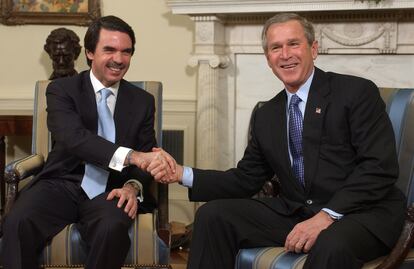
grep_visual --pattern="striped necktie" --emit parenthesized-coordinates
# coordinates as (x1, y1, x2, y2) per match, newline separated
(289, 94, 305, 186)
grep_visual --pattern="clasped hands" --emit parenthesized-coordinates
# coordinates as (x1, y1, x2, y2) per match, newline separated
(129, 147, 183, 184)
(107, 147, 181, 219)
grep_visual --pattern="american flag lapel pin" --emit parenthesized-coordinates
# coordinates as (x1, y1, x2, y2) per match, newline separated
(315, 107, 321, 114)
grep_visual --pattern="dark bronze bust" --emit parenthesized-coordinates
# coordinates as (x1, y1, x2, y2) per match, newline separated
(44, 28, 82, 80)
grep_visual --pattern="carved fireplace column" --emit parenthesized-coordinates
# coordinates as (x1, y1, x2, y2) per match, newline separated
(188, 16, 229, 169)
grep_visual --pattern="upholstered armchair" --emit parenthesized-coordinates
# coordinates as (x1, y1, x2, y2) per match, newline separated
(237, 88, 414, 269)
(0, 81, 171, 269)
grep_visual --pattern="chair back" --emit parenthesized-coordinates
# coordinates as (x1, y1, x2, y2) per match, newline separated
(130, 81, 169, 229)
(130, 81, 163, 146)
(379, 88, 414, 206)
(247, 101, 266, 144)
(32, 81, 52, 159)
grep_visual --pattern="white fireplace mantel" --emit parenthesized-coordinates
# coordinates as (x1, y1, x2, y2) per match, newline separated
(167, 0, 414, 170)
(168, 0, 414, 15)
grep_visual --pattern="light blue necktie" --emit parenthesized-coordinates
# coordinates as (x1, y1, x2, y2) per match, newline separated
(289, 94, 305, 186)
(81, 88, 115, 199)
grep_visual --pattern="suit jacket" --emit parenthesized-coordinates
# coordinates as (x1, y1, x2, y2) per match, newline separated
(34, 70, 157, 209)
(190, 67, 406, 248)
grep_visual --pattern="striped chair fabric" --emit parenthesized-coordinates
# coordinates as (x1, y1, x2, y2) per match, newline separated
(236, 88, 414, 269)
(40, 213, 166, 267)
(236, 247, 414, 269)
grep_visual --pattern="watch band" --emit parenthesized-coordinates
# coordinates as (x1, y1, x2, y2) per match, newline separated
(124, 179, 144, 202)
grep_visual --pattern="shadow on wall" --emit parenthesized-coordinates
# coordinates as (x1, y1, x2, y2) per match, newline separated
(162, 11, 197, 78)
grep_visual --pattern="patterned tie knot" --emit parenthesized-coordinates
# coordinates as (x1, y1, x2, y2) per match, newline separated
(290, 94, 301, 107)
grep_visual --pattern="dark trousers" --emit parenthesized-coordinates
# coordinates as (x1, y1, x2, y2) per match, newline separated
(187, 199, 389, 269)
(1, 179, 133, 269)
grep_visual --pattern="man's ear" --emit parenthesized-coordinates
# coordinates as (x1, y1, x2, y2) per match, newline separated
(311, 41, 319, 60)
(264, 52, 272, 68)
(85, 50, 94, 61)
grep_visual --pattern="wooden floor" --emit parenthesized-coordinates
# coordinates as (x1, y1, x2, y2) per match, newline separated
(170, 248, 189, 269)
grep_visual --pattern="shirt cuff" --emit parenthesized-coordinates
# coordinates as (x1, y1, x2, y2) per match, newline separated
(109, 146, 132, 171)
(181, 166, 194, 188)
(124, 179, 144, 202)
(321, 208, 343, 220)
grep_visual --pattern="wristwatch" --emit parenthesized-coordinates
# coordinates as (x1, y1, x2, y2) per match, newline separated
(124, 179, 144, 202)
(126, 150, 134, 166)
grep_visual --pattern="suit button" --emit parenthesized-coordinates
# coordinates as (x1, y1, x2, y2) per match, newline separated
(306, 199, 313, 205)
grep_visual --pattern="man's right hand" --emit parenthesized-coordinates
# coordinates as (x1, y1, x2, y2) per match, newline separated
(128, 148, 177, 180)
(156, 164, 184, 184)
(148, 147, 184, 184)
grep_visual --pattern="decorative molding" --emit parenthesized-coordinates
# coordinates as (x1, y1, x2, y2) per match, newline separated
(304, 9, 414, 22)
(188, 54, 230, 68)
(192, 16, 224, 44)
(168, 0, 414, 25)
(167, 0, 414, 15)
(0, 97, 197, 115)
(163, 98, 197, 113)
(322, 24, 387, 45)
(197, 23, 214, 42)
(0, 99, 33, 115)
(222, 10, 414, 25)
(191, 15, 223, 22)
(316, 22, 398, 54)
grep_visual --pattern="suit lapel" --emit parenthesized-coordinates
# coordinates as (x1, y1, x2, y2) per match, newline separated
(114, 80, 136, 144)
(79, 72, 98, 133)
(303, 68, 331, 191)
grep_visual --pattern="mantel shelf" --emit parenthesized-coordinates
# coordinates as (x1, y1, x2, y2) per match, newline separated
(167, 0, 414, 15)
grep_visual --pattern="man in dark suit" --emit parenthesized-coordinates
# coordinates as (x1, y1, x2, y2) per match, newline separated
(160, 13, 406, 269)
(1, 15, 175, 269)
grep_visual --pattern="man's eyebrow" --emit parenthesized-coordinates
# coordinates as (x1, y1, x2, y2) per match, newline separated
(101, 45, 132, 53)
(268, 38, 301, 46)
(103, 45, 116, 51)
(286, 38, 301, 43)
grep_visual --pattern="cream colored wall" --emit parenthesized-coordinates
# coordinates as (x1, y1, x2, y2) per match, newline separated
(0, 0, 196, 224)
(0, 0, 195, 99)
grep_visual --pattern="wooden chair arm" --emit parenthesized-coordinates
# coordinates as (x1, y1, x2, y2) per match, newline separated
(3, 154, 44, 214)
(158, 227, 171, 248)
(1, 154, 44, 236)
(157, 183, 169, 230)
(375, 206, 414, 269)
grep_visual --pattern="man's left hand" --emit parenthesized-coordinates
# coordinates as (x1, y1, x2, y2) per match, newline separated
(107, 185, 138, 219)
(285, 211, 334, 253)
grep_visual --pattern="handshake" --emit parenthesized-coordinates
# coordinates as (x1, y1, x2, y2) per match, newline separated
(128, 147, 183, 184)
